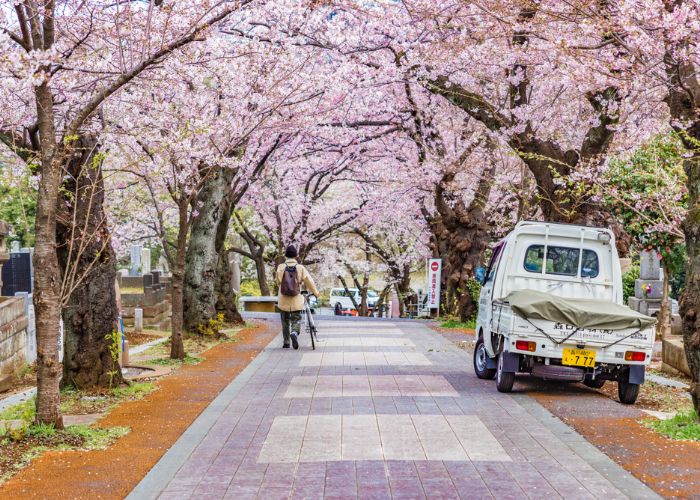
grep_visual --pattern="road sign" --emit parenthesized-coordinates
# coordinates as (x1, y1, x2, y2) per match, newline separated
(427, 258, 442, 310)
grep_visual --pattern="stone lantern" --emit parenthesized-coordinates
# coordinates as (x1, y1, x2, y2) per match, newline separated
(0, 221, 9, 295)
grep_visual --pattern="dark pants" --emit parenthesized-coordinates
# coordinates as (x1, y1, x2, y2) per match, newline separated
(280, 310, 302, 345)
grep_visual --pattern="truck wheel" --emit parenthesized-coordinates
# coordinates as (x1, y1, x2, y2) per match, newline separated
(618, 379, 640, 404)
(473, 337, 496, 380)
(496, 352, 515, 393)
(583, 377, 606, 389)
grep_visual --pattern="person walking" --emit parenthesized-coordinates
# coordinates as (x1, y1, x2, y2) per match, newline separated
(276, 245, 320, 349)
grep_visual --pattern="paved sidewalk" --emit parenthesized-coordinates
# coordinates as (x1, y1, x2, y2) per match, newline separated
(130, 320, 658, 499)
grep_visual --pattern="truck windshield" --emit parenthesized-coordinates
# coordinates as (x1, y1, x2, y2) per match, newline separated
(524, 245, 599, 278)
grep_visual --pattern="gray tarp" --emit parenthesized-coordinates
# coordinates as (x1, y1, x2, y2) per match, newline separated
(505, 289, 656, 330)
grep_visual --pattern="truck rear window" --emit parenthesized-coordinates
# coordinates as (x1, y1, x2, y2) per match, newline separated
(524, 245, 599, 278)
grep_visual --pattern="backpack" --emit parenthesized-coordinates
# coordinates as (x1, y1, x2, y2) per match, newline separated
(280, 265, 301, 296)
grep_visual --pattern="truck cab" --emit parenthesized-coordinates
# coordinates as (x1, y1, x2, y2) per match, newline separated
(474, 221, 655, 404)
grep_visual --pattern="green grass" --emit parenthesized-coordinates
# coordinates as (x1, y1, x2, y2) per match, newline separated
(645, 410, 700, 440)
(440, 318, 476, 329)
(26, 422, 56, 438)
(0, 398, 35, 423)
(65, 424, 129, 449)
(111, 382, 155, 399)
(0, 382, 156, 424)
(143, 354, 202, 366)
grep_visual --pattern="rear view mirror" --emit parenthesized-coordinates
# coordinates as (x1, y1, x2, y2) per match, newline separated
(475, 267, 486, 283)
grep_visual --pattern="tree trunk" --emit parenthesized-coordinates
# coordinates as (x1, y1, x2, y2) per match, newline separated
(183, 167, 236, 332)
(33, 82, 64, 428)
(428, 163, 494, 322)
(373, 285, 391, 318)
(359, 275, 369, 317)
(338, 275, 360, 310)
(681, 149, 700, 410)
(232, 217, 271, 296)
(395, 264, 412, 318)
(663, 25, 700, 412)
(256, 253, 271, 296)
(56, 135, 123, 388)
(212, 178, 243, 325)
(215, 249, 243, 324)
(170, 203, 187, 360)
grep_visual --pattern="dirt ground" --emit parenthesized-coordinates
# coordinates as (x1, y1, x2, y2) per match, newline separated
(124, 330, 165, 347)
(0, 319, 278, 499)
(0, 433, 84, 483)
(528, 385, 700, 499)
(431, 325, 700, 499)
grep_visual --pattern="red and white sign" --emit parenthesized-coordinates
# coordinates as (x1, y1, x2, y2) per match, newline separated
(427, 258, 442, 310)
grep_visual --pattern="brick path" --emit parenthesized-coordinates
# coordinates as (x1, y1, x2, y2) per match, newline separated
(129, 319, 658, 499)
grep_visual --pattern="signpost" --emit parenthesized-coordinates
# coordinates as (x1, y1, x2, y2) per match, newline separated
(427, 258, 442, 314)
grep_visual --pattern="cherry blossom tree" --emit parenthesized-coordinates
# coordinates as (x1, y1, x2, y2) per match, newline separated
(0, 0, 253, 426)
(601, 133, 687, 337)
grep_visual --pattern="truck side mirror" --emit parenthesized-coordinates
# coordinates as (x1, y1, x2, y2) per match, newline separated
(475, 267, 486, 284)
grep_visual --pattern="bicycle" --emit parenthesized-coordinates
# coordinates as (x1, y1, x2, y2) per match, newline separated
(301, 291, 319, 350)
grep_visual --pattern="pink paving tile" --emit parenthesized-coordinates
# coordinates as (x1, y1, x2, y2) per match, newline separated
(389, 478, 426, 499)
(141, 320, 653, 500)
(255, 486, 292, 499)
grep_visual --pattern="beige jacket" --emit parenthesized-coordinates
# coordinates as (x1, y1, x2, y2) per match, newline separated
(276, 259, 320, 312)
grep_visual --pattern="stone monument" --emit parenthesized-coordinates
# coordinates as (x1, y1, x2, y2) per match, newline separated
(0, 222, 9, 295)
(140, 247, 151, 276)
(628, 250, 664, 316)
(157, 255, 170, 274)
(130, 244, 141, 276)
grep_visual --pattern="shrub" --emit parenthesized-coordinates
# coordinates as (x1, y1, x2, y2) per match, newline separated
(622, 264, 639, 305)
(239, 280, 261, 297)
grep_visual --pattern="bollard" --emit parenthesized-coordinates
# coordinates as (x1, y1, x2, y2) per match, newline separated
(123, 340, 129, 366)
(134, 308, 144, 333)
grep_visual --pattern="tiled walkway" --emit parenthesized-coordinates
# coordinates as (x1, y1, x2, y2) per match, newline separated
(129, 319, 658, 499)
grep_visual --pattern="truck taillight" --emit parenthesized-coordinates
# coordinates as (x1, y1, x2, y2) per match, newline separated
(624, 351, 646, 362)
(515, 340, 536, 352)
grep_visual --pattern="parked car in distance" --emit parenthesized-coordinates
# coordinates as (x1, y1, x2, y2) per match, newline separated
(329, 287, 379, 311)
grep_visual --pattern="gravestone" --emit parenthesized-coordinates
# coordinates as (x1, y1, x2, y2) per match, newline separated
(58, 319, 64, 363)
(140, 247, 151, 275)
(130, 245, 141, 276)
(157, 255, 169, 274)
(0, 221, 8, 295)
(629, 251, 663, 316)
(629, 250, 679, 323)
(143, 273, 153, 288)
(134, 308, 143, 333)
(640, 250, 660, 280)
(1, 250, 33, 296)
(15, 292, 36, 363)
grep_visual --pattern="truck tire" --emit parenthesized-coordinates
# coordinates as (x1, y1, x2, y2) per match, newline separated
(618, 379, 640, 404)
(473, 337, 496, 380)
(583, 377, 606, 389)
(496, 352, 515, 393)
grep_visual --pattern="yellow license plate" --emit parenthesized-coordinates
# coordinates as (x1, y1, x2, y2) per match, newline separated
(562, 348, 596, 368)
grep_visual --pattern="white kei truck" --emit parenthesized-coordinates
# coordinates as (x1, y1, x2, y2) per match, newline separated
(473, 221, 656, 405)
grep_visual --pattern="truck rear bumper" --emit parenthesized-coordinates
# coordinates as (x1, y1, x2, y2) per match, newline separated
(506, 335, 653, 367)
